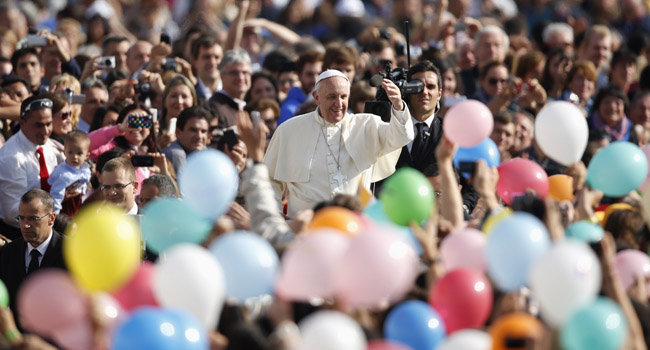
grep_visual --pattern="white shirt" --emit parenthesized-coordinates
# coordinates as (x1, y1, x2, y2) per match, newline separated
(407, 112, 436, 152)
(0, 131, 60, 227)
(197, 77, 222, 100)
(265, 106, 414, 217)
(25, 230, 53, 272)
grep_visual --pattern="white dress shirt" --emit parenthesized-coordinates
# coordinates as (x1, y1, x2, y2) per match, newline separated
(0, 131, 60, 227)
(407, 112, 436, 152)
(25, 230, 53, 272)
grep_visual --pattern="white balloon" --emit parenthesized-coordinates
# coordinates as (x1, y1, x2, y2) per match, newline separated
(535, 101, 588, 166)
(438, 329, 491, 350)
(299, 311, 367, 350)
(153, 244, 226, 330)
(529, 239, 601, 327)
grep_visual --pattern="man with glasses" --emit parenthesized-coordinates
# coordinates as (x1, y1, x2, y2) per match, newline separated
(209, 49, 252, 128)
(0, 189, 67, 321)
(0, 94, 60, 239)
(100, 157, 139, 215)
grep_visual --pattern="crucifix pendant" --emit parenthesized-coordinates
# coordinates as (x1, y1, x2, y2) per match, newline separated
(333, 169, 347, 188)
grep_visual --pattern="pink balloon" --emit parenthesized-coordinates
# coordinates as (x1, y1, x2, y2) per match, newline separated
(18, 269, 90, 337)
(497, 158, 549, 205)
(92, 293, 127, 350)
(335, 228, 419, 309)
(440, 228, 487, 273)
(275, 229, 350, 301)
(367, 339, 411, 350)
(615, 249, 650, 298)
(112, 262, 159, 311)
(443, 100, 494, 147)
(51, 321, 94, 350)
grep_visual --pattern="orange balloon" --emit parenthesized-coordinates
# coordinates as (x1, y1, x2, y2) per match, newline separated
(489, 312, 545, 350)
(308, 207, 362, 236)
(548, 174, 574, 201)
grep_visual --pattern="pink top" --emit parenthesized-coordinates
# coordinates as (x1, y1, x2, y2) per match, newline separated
(88, 125, 148, 195)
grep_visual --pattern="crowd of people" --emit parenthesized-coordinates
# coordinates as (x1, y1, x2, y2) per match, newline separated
(0, 0, 647, 348)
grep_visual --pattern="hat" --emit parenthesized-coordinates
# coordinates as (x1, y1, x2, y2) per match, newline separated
(315, 69, 349, 85)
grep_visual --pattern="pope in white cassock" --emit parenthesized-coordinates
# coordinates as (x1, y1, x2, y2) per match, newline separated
(264, 69, 415, 217)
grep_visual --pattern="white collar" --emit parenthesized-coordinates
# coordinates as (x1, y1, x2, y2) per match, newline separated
(411, 112, 435, 128)
(26, 229, 53, 260)
(127, 202, 139, 215)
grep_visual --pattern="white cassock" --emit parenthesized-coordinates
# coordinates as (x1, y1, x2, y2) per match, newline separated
(264, 105, 414, 217)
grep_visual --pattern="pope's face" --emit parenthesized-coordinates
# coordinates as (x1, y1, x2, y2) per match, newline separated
(313, 76, 349, 124)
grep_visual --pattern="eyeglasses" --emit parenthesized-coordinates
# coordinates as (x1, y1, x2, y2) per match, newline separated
(16, 213, 52, 223)
(487, 78, 508, 86)
(99, 181, 134, 192)
(23, 98, 53, 115)
(224, 70, 252, 77)
(58, 111, 72, 120)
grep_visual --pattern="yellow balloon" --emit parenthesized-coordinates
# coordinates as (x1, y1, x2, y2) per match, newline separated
(64, 203, 141, 292)
(482, 208, 513, 235)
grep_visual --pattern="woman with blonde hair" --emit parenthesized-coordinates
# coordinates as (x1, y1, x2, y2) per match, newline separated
(158, 74, 197, 149)
(50, 73, 82, 128)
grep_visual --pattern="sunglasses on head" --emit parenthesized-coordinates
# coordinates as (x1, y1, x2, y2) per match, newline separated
(23, 98, 53, 116)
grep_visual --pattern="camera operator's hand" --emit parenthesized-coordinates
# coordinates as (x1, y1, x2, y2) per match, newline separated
(237, 110, 269, 162)
(137, 70, 165, 95)
(224, 140, 248, 173)
(39, 30, 71, 63)
(517, 78, 547, 113)
(80, 55, 103, 82)
(175, 57, 197, 85)
(382, 79, 404, 111)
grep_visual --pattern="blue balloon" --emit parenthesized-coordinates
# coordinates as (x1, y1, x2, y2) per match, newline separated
(486, 212, 551, 291)
(178, 149, 238, 220)
(586, 141, 648, 197)
(363, 201, 423, 254)
(561, 297, 628, 350)
(384, 300, 446, 350)
(141, 198, 213, 254)
(112, 308, 209, 350)
(565, 221, 604, 243)
(453, 138, 501, 177)
(209, 231, 279, 301)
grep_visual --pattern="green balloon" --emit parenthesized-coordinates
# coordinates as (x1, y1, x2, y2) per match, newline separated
(0, 279, 8, 307)
(561, 297, 628, 350)
(379, 168, 435, 226)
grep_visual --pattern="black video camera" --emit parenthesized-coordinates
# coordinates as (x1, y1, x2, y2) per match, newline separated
(364, 61, 423, 122)
(134, 81, 151, 101)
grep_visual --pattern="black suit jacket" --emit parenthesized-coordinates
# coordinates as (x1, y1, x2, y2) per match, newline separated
(395, 115, 444, 177)
(0, 230, 67, 316)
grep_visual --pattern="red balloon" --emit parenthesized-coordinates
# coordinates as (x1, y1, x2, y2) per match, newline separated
(112, 262, 159, 310)
(496, 158, 549, 205)
(367, 340, 411, 350)
(429, 268, 493, 333)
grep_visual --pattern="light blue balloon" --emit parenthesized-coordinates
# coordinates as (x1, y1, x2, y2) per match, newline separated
(141, 198, 213, 254)
(384, 300, 446, 350)
(363, 201, 423, 254)
(178, 149, 238, 220)
(486, 212, 551, 291)
(565, 221, 604, 242)
(209, 231, 279, 301)
(111, 308, 209, 350)
(453, 138, 501, 178)
(561, 297, 628, 350)
(586, 141, 648, 197)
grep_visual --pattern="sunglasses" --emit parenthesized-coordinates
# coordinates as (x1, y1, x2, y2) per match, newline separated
(58, 111, 72, 120)
(487, 78, 508, 86)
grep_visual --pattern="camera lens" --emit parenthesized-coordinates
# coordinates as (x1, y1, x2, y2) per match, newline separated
(104, 59, 111, 66)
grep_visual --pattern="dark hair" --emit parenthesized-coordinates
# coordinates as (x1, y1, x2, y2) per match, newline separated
(244, 71, 279, 104)
(1, 75, 31, 92)
(90, 104, 121, 132)
(323, 43, 358, 69)
(296, 50, 324, 74)
(313, 193, 362, 213)
(611, 49, 637, 69)
(11, 47, 39, 70)
(478, 60, 506, 79)
(96, 147, 125, 175)
(408, 59, 442, 88)
(592, 85, 629, 113)
(262, 48, 293, 73)
(102, 157, 136, 181)
(432, 57, 462, 94)
(114, 102, 160, 153)
(101, 34, 129, 52)
(177, 106, 211, 130)
(191, 35, 221, 60)
(604, 209, 644, 250)
(49, 93, 68, 115)
(64, 130, 90, 148)
(21, 189, 54, 212)
(494, 111, 515, 125)
(142, 174, 177, 197)
(20, 93, 56, 119)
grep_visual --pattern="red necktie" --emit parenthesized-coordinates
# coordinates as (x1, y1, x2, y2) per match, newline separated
(36, 147, 51, 191)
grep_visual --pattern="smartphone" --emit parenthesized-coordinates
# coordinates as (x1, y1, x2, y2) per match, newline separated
(168, 117, 177, 135)
(160, 33, 171, 45)
(457, 161, 476, 175)
(97, 56, 116, 69)
(250, 111, 261, 128)
(131, 155, 154, 167)
(25, 35, 47, 47)
(222, 128, 238, 151)
(128, 114, 152, 129)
